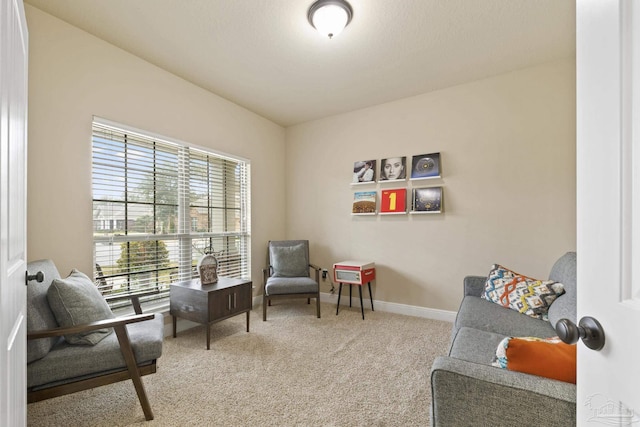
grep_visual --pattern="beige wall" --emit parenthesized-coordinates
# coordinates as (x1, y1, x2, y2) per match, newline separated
(25, 6, 286, 288)
(285, 59, 576, 312)
(26, 5, 576, 314)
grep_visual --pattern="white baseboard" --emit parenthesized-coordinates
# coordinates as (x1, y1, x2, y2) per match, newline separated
(318, 292, 456, 323)
(252, 295, 262, 307)
(253, 293, 456, 323)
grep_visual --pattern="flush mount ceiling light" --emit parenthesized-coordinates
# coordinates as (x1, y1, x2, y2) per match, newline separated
(308, 0, 353, 39)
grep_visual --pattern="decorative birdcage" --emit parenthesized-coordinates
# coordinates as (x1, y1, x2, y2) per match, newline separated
(197, 248, 219, 285)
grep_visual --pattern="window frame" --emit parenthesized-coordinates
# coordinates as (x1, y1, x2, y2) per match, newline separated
(91, 117, 251, 310)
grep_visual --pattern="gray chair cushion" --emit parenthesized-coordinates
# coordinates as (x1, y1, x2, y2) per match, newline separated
(27, 313, 164, 388)
(265, 277, 318, 295)
(269, 241, 309, 278)
(27, 259, 62, 363)
(47, 269, 115, 345)
(548, 252, 577, 328)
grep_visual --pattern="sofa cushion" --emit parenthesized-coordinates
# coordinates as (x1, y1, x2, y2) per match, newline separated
(47, 269, 115, 345)
(454, 296, 557, 339)
(27, 313, 164, 388)
(27, 259, 63, 363)
(492, 336, 576, 384)
(449, 327, 506, 365)
(482, 264, 565, 321)
(547, 252, 577, 328)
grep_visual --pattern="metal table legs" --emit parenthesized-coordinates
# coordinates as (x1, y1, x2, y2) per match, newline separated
(336, 281, 374, 319)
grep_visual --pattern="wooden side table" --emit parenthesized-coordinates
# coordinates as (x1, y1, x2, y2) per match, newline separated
(170, 277, 252, 349)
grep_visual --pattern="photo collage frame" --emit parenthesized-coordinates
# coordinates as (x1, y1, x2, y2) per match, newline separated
(351, 153, 444, 215)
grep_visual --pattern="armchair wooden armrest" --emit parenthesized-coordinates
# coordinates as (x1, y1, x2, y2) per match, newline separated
(27, 313, 154, 340)
(309, 263, 320, 282)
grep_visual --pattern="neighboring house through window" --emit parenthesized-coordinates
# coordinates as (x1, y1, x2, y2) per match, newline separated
(92, 118, 251, 308)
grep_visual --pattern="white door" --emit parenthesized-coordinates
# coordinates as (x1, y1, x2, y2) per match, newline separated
(577, 0, 640, 424)
(0, 0, 29, 425)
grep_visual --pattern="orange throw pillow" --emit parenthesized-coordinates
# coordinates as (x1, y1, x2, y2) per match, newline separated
(493, 336, 576, 384)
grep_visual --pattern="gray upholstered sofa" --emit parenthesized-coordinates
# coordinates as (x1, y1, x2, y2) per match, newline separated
(27, 259, 164, 421)
(430, 252, 577, 427)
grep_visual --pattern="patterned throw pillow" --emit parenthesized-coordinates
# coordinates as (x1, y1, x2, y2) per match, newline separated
(492, 336, 576, 384)
(482, 264, 565, 321)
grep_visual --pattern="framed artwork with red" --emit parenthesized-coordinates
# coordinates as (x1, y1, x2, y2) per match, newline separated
(380, 188, 407, 214)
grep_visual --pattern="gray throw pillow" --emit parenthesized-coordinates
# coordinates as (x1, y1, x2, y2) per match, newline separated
(47, 269, 115, 345)
(271, 244, 308, 277)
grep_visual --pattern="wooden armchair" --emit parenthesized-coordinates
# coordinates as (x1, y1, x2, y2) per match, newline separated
(262, 240, 321, 321)
(26, 259, 164, 421)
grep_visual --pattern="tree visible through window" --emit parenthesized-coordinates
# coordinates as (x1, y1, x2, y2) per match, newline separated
(92, 118, 251, 308)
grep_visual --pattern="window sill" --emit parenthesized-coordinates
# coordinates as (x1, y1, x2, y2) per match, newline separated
(112, 298, 170, 317)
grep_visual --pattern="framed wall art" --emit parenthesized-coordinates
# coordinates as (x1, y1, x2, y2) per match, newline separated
(352, 160, 376, 184)
(411, 187, 443, 214)
(380, 188, 407, 214)
(379, 156, 407, 182)
(352, 191, 377, 215)
(410, 152, 441, 180)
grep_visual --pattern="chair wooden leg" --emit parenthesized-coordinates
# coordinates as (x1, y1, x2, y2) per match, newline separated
(114, 324, 154, 421)
(316, 294, 321, 318)
(263, 294, 267, 321)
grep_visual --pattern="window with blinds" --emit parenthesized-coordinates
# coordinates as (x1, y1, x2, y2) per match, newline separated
(92, 118, 251, 309)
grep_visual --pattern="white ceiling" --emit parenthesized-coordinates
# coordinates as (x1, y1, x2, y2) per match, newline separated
(24, 0, 575, 127)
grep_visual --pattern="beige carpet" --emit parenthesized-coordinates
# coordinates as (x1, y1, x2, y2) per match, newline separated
(27, 302, 451, 426)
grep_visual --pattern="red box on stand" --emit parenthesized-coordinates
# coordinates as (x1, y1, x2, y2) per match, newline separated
(333, 261, 375, 285)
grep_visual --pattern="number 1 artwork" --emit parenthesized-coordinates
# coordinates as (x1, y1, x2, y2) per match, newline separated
(380, 188, 407, 214)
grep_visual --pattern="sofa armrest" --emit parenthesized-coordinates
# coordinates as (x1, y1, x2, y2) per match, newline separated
(26, 313, 154, 340)
(430, 356, 575, 426)
(463, 275, 486, 297)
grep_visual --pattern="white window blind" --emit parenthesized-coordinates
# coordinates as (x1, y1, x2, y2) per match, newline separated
(92, 119, 251, 308)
